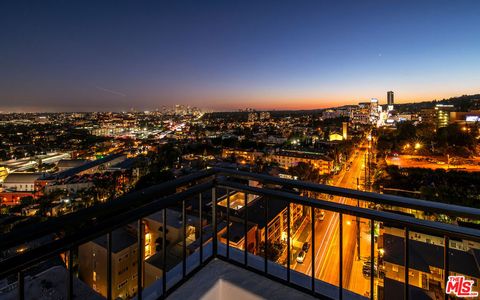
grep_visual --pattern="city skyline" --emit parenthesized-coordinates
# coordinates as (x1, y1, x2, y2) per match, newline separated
(1, 1, 480, 112)
(2, 2, 480, 300)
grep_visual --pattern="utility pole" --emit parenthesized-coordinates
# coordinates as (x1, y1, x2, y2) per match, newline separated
(356, 177, 361, 260)
(368, 139, 372, 187)
(364, 153, 368, 191)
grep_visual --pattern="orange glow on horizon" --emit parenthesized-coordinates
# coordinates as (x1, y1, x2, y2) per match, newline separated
(205, 89, 480, 111)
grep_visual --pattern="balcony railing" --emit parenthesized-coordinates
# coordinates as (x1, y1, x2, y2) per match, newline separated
(1, 167, 480, 300)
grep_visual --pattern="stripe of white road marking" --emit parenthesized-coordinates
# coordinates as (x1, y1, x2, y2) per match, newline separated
(306, 196, 345, 275)
(303, 147, 365, 277)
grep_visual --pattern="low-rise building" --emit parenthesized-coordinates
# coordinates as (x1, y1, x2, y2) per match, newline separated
(270, 150, 333, 174)
(221, 148, 264, 164)
(56, 159, 89, 172)
(0, 173, 42, 205)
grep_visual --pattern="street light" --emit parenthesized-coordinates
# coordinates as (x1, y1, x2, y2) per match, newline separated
(414, 142, 422, 150)
(379, 248, 385, 257)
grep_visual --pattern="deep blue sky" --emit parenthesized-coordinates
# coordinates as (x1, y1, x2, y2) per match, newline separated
(0, 0, 479, 111)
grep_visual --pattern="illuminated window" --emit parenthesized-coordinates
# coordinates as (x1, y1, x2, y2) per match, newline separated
(93, 271, 97, 282)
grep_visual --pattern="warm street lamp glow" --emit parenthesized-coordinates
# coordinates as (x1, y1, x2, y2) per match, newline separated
(414, 142, 422, 150)
(404, 143, 410, 150)
(379, 248, 385, 257)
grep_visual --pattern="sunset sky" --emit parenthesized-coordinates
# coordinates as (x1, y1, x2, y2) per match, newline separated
(1, 0, 479, 112)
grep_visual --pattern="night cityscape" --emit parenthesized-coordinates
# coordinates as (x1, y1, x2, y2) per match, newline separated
(1, 1, 480, 300)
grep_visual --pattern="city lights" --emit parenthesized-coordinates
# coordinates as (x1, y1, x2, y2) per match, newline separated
(1, 1, 479, 299)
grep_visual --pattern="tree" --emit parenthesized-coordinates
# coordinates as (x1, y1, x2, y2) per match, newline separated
(288, 162, 329, 184)
(20, 196, 34, 207)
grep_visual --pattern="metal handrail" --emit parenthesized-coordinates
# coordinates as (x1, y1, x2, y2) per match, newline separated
(213, 167, 480, 219)
(0, 181, 213, 279)
(2, 168, 480, 300)
(217, 179, 480, 242)
(4, 167, 478, 252)
(0, 169, 215, 251)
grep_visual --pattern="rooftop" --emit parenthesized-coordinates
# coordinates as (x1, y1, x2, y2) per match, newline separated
(92, 227, 137, 253)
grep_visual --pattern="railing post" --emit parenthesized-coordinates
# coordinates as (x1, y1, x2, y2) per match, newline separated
(311, 206, 315, 293)
(199, 193, 203, 264)
(226, 189, 230, 259)
(404, 228, 409, 300)
(287, 203, 291, 283)
(212, 187, 217, 257)
(18, 270, 24, 300)
(68, 249, 73, 300)
(244, 192, 248, 266)
(137, 219, 143, 300)
(339, 213, 343, 300)
(162, 209, 167, 296)
(264, 198, 268, 274)
(444, 235, 449, 300)
(182, 200, 186, 278)
(107, 232, 112, 300)
(370, 220, 375, 300)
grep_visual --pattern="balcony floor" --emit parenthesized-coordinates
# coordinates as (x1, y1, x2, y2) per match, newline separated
(166, 258, 318, 300)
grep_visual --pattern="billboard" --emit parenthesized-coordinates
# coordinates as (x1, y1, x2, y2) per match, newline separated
(466, 116, 479, 122)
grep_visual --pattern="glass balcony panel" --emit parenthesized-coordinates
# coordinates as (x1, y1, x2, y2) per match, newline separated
(341, 212, 372, 298)
(215, 187, 228, 258)
(76, 233, 110, 299)
(245, 194, 268, 272)
(313, 206, 340, 299)
(265, 197, 288, 281)
(289, 203, 313, 290)
(377, 222, 405, 300)
(408, 230, 446, 300)
(224, 191, 247, 264)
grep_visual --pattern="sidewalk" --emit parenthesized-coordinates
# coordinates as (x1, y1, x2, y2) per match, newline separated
(277, 216, 311, 265)
(348, 221, 373, 296)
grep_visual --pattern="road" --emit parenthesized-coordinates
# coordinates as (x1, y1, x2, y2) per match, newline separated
(291, 141, 372, 297)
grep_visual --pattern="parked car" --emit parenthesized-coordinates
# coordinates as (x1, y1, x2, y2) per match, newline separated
(296, 251, 306, 263)
(302, 242, 310, 253)
(318, 210, 325, 221)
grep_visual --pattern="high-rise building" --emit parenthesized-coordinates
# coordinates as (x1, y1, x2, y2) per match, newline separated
(387, 91, 394, 106)
(435, 104, 455, 128)
(387, 91, 394, 112)
(370, 98, 379, 123)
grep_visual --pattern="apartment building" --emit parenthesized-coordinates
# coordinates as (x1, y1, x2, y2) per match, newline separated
(270, 150, 333, 175)
(78, 228, 138, 299)
(380, 226, 480, 299)
(221, 148, 264, 164)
